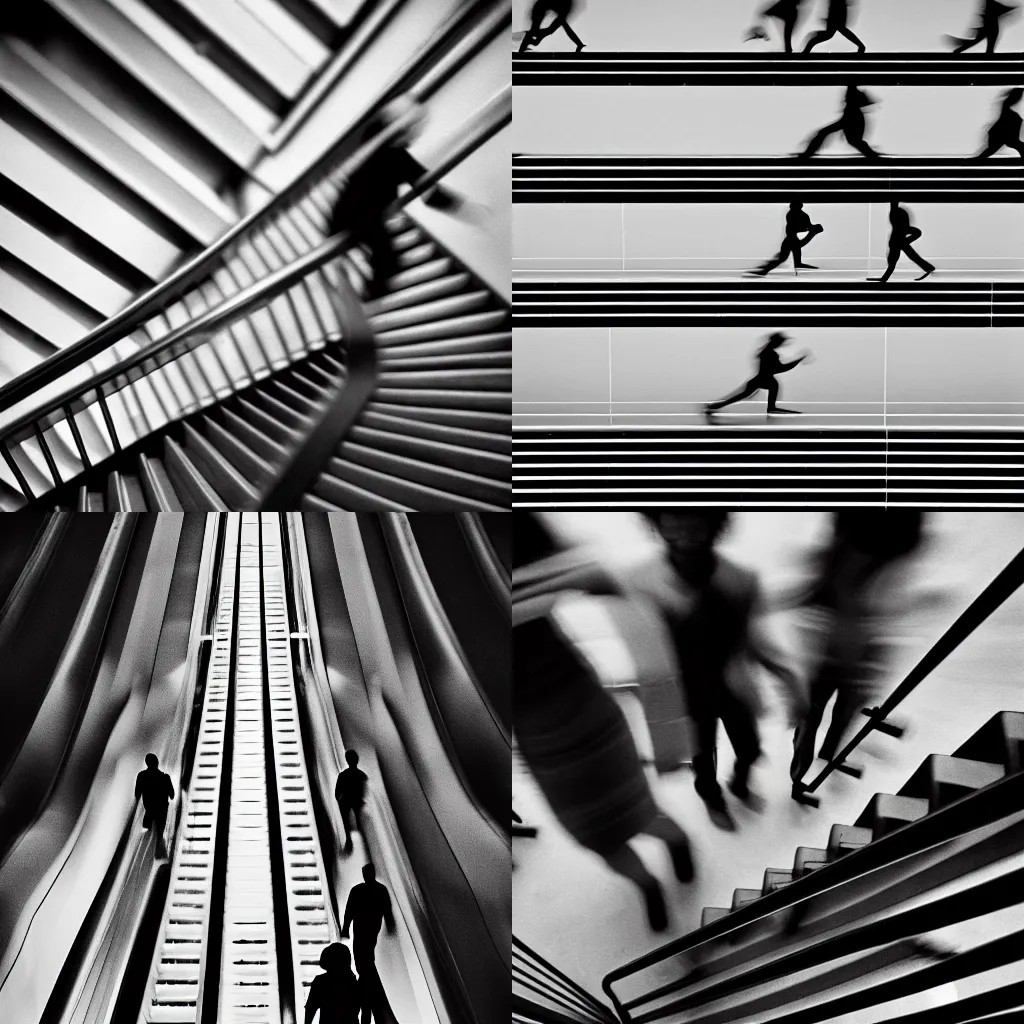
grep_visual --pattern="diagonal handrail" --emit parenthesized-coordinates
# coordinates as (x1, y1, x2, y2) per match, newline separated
(0, 0, 510, 419)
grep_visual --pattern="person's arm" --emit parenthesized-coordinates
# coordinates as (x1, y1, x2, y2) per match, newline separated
(383, 889, 396, 934)
(135, 773, 143, 801)
(304, 978, 320, 1024)
(341, 891, 354, 937)
(166, 775, 175, 802)
(778, 357, 805, 372)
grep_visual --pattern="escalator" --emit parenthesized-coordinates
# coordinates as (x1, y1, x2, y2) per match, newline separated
(0, 0, 511, 513)
(0, 512, 509, 1024)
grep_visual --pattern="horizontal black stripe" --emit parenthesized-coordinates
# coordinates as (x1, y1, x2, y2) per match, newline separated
(513, 494, 1023, 506)
(513, 52, 1024, 86)
(514, 280, 1019, 291)
(513, 316, 1018, 327)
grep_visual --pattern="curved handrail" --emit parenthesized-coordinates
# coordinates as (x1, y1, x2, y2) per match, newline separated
(1, 87, 511, 484)
(458, 512, 511, 608)
(0, 0, 511, 418)
(799, 543, 1024, 797)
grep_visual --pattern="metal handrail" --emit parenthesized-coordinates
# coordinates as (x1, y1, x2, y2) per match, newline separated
(0, 87, 510, 506)
(0, 0, 510, 419)
(798, 544, 1024, 797)
(601, 769, 1024, 1022)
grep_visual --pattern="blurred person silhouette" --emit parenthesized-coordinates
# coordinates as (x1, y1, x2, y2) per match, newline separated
(512, 805, 538, 838)
(328, 96, 474, 301)
(744, 0, 809, 53)
(945, 0, 1019, 52)
(802, 0, 867, 52)
(796, 85, 882, 158)
(785, 512, 925, 800)
(747, 202, 825, 276)
(342, 863, 396, 1024)
(336, 749, 368, 854)
(518, 0, 585, 52)
(305, 943, 361, 1024)
(136, 753, 174, 858)
(973, 87, 1024, 158)
(868, 202, 935, 283)
(513, 511, 695, 933)
(703, 333, 809, 422)
(641, 512, 807, 831)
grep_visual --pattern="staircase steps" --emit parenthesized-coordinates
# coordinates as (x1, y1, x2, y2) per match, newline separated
(731, 889, 762, 911)
(762, 868, 793, 894)
(954, 712, 1024, 775)
(701, 908, 731, 928)
(855, 794, 931, 838)
(898, 754, 1005, 810)
(793, 847, 829, 878)
(827, 824, 873, 861)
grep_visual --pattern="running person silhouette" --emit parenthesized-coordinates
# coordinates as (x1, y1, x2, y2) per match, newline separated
(136, 754, 174, 858)
(945, 0, 1019, 53)
(973, 87, 1024, 157)
(518, 0, 585, 52)
(802, 0, 867, 51)
(796, 86, 881, 159)
(748, 203, 824, 276)
(744, 0, 808, 53)
(703, 333, 808, 421)
(868, 203, 935, 283)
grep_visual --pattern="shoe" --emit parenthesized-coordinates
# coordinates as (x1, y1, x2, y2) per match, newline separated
(769, 407, 802, 415)
(576, 43, 586, 51)
(794, 263, 818, 269)
(642, 882, 669, 932)
(668, 839, 695, 883)
(699, 795, 736, 831)
(867, 277, 888, 283)
(702, 405, 716, 424)
(915, 268, 935, 281)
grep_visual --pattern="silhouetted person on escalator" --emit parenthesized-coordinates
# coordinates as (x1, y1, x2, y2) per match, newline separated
(745, 0, 808, 53)
(342, 864, 395, 1024)
(945, 0, 1019, 53)
(328, 96, 467, 301)
(518, 0, 585, 52)
(973, 87, 1024, 158)
(305, 943, 361, 1024)
(136, 753, 174, 859)
(748, 202, 824, 276)
(802, 0, 867, 52)
(796, 85, 882, 158)
(704, 333, 808, 421)
(868, 203, 935, 283)
(336, 750, 368, 854)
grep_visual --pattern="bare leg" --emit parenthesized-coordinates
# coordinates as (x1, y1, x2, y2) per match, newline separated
(603, 845, 669, 931)
(641, 813, 695, 882)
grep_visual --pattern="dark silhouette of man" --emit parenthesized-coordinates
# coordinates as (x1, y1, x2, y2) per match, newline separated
(748, 202, 824, 276)
(802, 0, 867, 51)
(704, 333, 807, 421)
(342, 864, 396, 1024)
(136, 753, 174, 858)
(335, 749, 368, 854)
(305, 943, 361, 1024)
(745, 0, 808, 53)
(642, 512, 805, 831)
(797, 86, 881, 158)
(868, 203, 935, 283)
(329, 96, 467, 301)
(946, 1, 1018, 53)
(973, 87, 1024, 158)
(511, 805, 538, 838)
(518, 0, 585, 52)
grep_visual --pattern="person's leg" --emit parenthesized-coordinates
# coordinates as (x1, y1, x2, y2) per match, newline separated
(790, 672, 838, 783)
(902, 244, 935, 277)
(839, 26, 867, 51)
(641, 813, 695, 882)
(558, 18, 585, 49)
(341, 804, 354, 850)
(707, 379, 762, 412)
(795, 226, 823, 267)
(802, 26, 837, 51)
(755, 239, 793, 275)
(154, 805, 168, 857)
(799, 122, 841, 158)
(846, 130, 881, 158)
(519, 7, 547, 50)
(985, 27, 999, 53)
(364, 224, 399, 300)
(953, 30, 984, 53)
(817, 682, 861, 762)
(602, 844, 669, 931)
(783, 15, 796, 52)
(353, 936, 376, 1024)
(765, 377, 780, 412)
(718, 688, 762, 798)
(870, 247, 901, 283)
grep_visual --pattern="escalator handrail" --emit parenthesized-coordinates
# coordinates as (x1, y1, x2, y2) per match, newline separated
(458, 512, 511, 606)
(0, 0, 511, 419)
(600, 770, 1024, 1022)
(0, 90, 511, 457)
(256, 89, 511, 509)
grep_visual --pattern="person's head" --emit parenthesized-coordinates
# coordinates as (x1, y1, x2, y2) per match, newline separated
(362, 863, 376, 882)
(833, 511, 924, 561)
(319, 943, 351, 973)
(767, 331, 789, 349)
(641, 512, 730, 581)
(890, 200, 901, 210)
(790, 202, 803, 210)
(345, 750, 359, 767)
(1004, 87, 1024, 107)
(372, 94, 426, 148)
(145, 753, 158, 769)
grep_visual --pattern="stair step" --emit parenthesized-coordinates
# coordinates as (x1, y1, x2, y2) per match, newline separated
(383, 257, 454, 292)
(855, 794, 930, 838)
(0, 204, 133, 317)
(310, 472, 414, 512)
(378, 351, 512, 372)
(232, 397, 305, 444)
(0, 119, 179, 277)
(268, 379, 323, 416)
(47, 0, 265, 166)
(139, 454, 182, 511)
(369, 292, 492, 333)
(374, 309, 511, 347)
(396, 242, 439, 270)
(181, 423, 260, 508)
(793, 847, 829, 878)
(358, 409, 509, 454)
(107, 469, 146, 510)
(333, 442, 509, 506)
(365, 401, 511, 435)
(201, 416, 275, 487)
(374, 331, 512, 362)
(163, 437, 227, 510)
(248, 389, 311, 430)
(827, 824, 873, 860)
(0, 39, 235, 244)
(732, 888, 762, 911)
(377, 368, 512, 392)
(954, 712, 1024, 776)
(899, 754, 1005, 811)
(219, 407, 291, 466)
(762, 868, 794, 894)
(365, 273, 471, 315)
(373, 388, 512, 413)
(346, 425, 510, 481)
(701, 907, 731, 928)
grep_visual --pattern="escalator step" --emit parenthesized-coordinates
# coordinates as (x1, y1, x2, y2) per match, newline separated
(163, 438, 228, 511)
(373, 330, 512, 361)
(855, 795, 930, 839)
(383, 257, 454, 292)
(378, 351, 512, 372)
(732, 888, 761, 910)
(247, 390, 311, 430)
(954, 712, 1024, 775)
(701, 907, 731, 927)
(139, 454, 183, 511)
(365, 273, 471, 316)
(107, 470, 147, 510)
(827, 824, 873, 860)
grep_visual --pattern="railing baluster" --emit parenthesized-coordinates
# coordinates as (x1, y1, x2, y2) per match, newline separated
(1, 441, 34, 501)
(63, 404, 91, 469)
(34, 423, 62, 488)
(96, 393, 121, 453)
